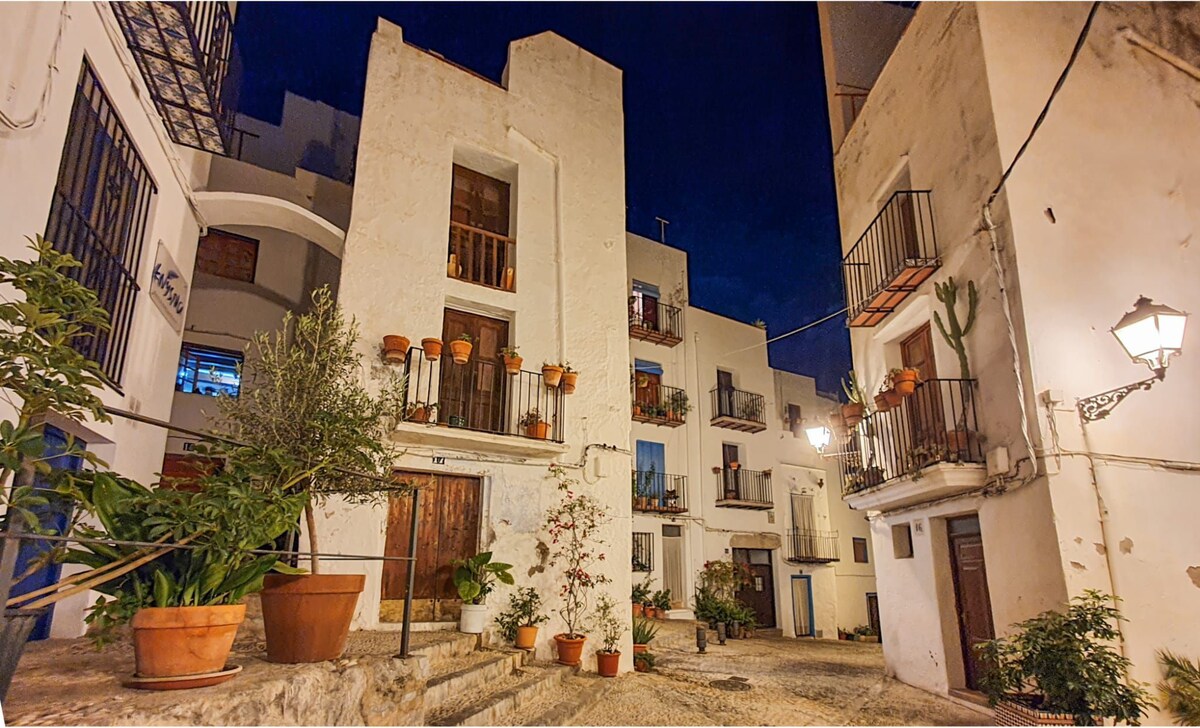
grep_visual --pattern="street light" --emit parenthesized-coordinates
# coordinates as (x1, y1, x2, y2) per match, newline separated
(1078, 296, 1188, 421)
(805, 426, 832, 452)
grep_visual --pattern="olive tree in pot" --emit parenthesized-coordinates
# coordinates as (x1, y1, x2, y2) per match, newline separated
(544, 465, 611, 666)
(215, 287, 408, 663)
(452, 551, 513, 634)
(977, 590, 1153, 726)
(593, 593, 626, 677)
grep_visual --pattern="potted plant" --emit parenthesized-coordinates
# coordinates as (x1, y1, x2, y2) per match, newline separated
(542, 362, 565, 388)
(450, 333, 473, 364)
(520, 409, 550, 439)
(495, 587, 548, 650)
(632, 617, 659, 655)
(561, 363, 578, 394)
(853, 624, 879, 643)
(663, 488, 680, 512)
(652, 588, 672, 615)
(452, 551, 514, 634)
(874, 383, 901, 412)
(544, 465, 611, 666)
(382, 335, 410, 364)
(840, 371, 868, 427)
(404, 401, 436, 424)
(977, 591, 1153, 726)
(215, 287, 408, 664)
(634, 651, 656, 673)
(421, 337, 443, 361)
(593, 594, 625, 677)
(631, 577, 652, 618)
(1157, 650, 1200, 725)
(499, 346, 523, 375)
(890, 367, 920, 397)
(933, 278, 979, 449)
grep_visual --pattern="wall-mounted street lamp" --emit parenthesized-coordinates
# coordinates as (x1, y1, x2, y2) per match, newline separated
(805, 426, 832, 452)
(1078, 297, 1188, 421)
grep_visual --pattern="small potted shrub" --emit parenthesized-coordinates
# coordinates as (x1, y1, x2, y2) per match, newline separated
(495, 587, 548, 650)
(632, 617, 659, 655)
(890, 367, 920, 397)
(652, 589, 672, 616)
(421, 337, 443, 361)
(404, 401, 435, 424)
(561, 363, 578, 394)
(593, 594, 625, 677)
(545, 466, 610, 666)
(853, 624, 879, 643)
(520, 409, 550, 440)
(542, 362, 565, 388)
(634, 652, 656, 673)
(977, 591, 1152, 726)
(631, 577, 652, 618)
(382, 335, 410, 364)
(450, 333, 473, 364)
(452, 551, 514, 634)
(500, 346, 523, 375)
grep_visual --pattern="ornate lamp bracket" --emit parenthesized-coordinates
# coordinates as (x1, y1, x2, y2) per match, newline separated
(1076, 369, 1165, 422)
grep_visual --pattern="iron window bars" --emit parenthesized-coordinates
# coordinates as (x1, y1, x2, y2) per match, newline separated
(632, 532, 653, 572)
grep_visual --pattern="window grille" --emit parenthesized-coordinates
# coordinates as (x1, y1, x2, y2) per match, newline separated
(632, 532, 653, 572)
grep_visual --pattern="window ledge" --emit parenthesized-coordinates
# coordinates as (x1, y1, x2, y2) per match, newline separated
(390, 422, 568, 459)
(844, 462, 986, 512)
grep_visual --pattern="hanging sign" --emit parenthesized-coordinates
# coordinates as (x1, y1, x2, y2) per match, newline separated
(149, 241, 189, 332)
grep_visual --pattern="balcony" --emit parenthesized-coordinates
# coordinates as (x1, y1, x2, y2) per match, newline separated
(395, 347, 565, 454)
(448, 221, 515, 292)
(631, 470, 688, 515)
(111, 2, 238, 155)
(632, 382, 688, 428)
(839, 378, 985, 512)
(710, 387, 767, 433)
(715, 468, 773, 510)
(786, 529, 841, 564)
(628, 296, 683, 346)
(842, 190, 940, 328)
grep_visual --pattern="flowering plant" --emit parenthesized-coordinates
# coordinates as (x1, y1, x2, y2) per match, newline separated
(544, 464, 611, 639)
(698, 559, 752, 601)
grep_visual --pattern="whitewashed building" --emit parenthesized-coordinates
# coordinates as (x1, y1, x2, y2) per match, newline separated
(820, 2, 1200, 718)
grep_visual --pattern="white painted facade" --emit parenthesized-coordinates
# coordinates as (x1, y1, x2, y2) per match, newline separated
(821, 3, 1200, 718)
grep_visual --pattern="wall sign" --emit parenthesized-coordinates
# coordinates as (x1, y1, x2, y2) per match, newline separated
(150, 241, 189, 332)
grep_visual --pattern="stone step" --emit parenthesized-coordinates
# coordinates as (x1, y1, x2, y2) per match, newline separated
(410, 631, 481, 666)
(424, 650, 527, 710)
(428, 662, 575, 726)
(515, 673, 617, 726)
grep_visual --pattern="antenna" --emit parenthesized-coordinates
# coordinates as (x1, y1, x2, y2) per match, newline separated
(655, 217, 670, 243)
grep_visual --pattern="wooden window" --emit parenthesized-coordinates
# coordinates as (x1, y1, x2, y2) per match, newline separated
(787, 403, 803, 437)
(853, 537, 870, 563)
(632, 532, 653, 572)
(451, 165, 510, 236)
(892, 524, 914, 559)
(196, 229, 258, 283)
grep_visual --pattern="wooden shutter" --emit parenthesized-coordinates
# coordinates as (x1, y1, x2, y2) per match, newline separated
(451, 165, 510, 236)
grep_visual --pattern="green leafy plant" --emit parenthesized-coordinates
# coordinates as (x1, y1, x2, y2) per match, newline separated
(1158, 650, 1200, 726)
(544, 464, 611, 638)
(593, 593, 625, 654)
(631, 576, 653, 604)
(632, 617, 659, 646)
(451, 551, 514, 605)
(457, 333, 472, 342)
(214, 286, 409, 573)
(494, 587, 549, 642)
(519, 409, 545, 427)
(499, 346, 519, 358)
(932, 277, 977, 379)
(634, 651, 656, 670)
(652, 589, 672, 611)
(977, 591, 1153, 725)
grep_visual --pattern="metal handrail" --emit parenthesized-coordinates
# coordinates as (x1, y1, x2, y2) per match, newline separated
(786, 528, 841, 563)
(715, 467, 772, 505)
(631, 470, 688, 513)
(628, 296, 684, 341)
(709, 386, 766, 425)
(840, 190, 939, 322)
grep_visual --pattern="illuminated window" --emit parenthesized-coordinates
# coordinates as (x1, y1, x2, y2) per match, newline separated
(176, 343, 242, 398)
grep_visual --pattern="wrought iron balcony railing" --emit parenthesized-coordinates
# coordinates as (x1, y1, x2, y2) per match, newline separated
(839, 378, 982, 496)
(448, 221, 515, 292)
(631, 470, 688, 514)
(628, 296, 683, 346)
(632, 382, 688, 428)
(786, 529, 841, 564)
(841, 190, 940, 327)
(399, 347, 564, 443)
(112, 1, 239, 155)
(710, 387, 767, 433)
(715, 468, 772, 509)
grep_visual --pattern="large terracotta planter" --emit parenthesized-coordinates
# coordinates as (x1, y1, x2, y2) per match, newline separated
(260, 573, 364, 663)
(554, 633, 587, 666)
(542, 365, 564, 388)
(596, 650, 620, 677)
(421, 338, 443, 361)
(449, 339, 473, 364)
(515, 625, 539, 650)
(131, 604, 245, 678)
(561, 371, 578, 394)
(382, 335, 410, 364)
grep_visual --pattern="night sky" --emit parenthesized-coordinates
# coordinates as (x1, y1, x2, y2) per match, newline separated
(235, 3, 850, 394)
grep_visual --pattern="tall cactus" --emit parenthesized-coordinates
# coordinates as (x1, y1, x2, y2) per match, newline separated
(932, 277, 977, 379)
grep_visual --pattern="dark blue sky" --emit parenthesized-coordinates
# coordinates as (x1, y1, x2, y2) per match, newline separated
(235, 2, 849, 393)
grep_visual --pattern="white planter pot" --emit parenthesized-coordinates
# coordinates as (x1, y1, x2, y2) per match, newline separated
(459, 604, 488, 634)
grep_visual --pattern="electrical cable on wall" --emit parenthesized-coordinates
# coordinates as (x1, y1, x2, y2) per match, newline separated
(718, 305, 849, 358)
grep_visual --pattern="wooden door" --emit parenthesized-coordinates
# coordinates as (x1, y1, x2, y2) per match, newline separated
(866, 593, 881, 637)
(381, 472, 482, 622)
(441, 310, 508, 433)
(901, 324, 944, 450)
(792, 575, 814, 637)
(733, 548, 776, 628)
(716, 369, 735, 417)
(634, 361, 662, 412)
(948, 516, 995, 690)
(721, 443, 741, 497)
(662, 525, 685, 608)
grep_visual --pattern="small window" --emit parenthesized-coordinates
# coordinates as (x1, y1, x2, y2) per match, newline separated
(176, 344, 243, 398)
(787, 403, 803, 438)
(196, 229, 259, 283)
(632, 532, 653, 572)
(662, 524, 682, 538)
(853, 537, 870, 563)
(892, 524, 914, 559)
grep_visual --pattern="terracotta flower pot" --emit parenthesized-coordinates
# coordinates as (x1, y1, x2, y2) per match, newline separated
(874, 392, 893, 412)
(503, 354, 523, 375)
(382, 335, 410, 364)
(644, 606, 657, 619)
(633, 643, 648, 655)
(421, 338, 443, 361)
(525, 421, 550, 440)
(883, 388, 903, 408)
(561, 371, 578, 394)
(634, 658, 651, 673)
(893, 368, 919, 396)
(260, 573, 364, 663)
(596, 650, 620, 677)
(449, 340, 473, 364)
(554, 633, 587, 666)
(841, 402, 864, 427)
(631, 603, 644, 618)
(542, 365, 564, 388)
(131, 604, 245, 678)
(515, 625, 539, 650)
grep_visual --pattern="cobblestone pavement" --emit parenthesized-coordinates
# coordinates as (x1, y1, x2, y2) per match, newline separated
(568, 630, 992, 726)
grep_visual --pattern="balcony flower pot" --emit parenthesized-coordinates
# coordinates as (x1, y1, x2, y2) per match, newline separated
(729, 462, 740, 471)
(382, 335, 410, 364)
(561, 370, 578, 394)
(596, 650, 620, 678)
(449, 415, 467, 428)
(449, 338, 473, 364)
(1, 608, 44, 700)
(635, 495, 649, 510)
(841, 402, 865, 427)
(631, 602, 644, 618)
(515, 625, 539, 650)
(892, 368, 920, 396)
(130, 604, 245, 678)
(459, 604, 488, 634)
(260, 573, 364, 663)
(542, 364, 564, 388)
(421, 337, 443, 361)
(502, 353, 523, 375)
(633, 404, 643, 417)
(946, 429, 977, 459)
(525, 420, 550, 439)
(873, 392, 892, 412)
(994, 696, 1081, 726)
(554, 633, 587, 666)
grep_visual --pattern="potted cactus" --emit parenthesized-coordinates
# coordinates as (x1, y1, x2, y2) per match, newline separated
(840, 371, 868, 426)
(933, 277, 979, 452)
